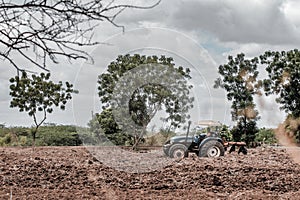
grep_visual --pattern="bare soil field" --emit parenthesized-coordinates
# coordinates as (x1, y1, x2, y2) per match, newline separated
(1, 146, 300, 199)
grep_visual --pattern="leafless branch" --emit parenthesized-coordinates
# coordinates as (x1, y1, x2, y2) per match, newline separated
(0, 0, 161, 73)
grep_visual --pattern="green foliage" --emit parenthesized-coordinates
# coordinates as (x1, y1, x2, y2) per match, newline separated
(106, 132, 133, 146)
(260, 49, 300, 118)
(214, 53, 260, 122)
(230, 117, 259, 146)
(19, 136, 30, 146)
(2, 134, 11, 144)
(97, 54, 194, 146)
(87, 110, 131, 145)
(231, 125, 241, 142)
(215, 53, 260, 143)
(255, 128, 277, 144)
(258, 49, 300, 144)
(9, 71, 77, 144)
(129, 84, 174, 128)
(0, 126, 30, 146)
(0, 138, 5, 146)
(219, 125, 233, 141)
(0, 127, 29, 146)
(37, 125, 82, 146)
(215, 49, 300, 144)
(0, 125, 87, 146)
(95, 109, 121, 136)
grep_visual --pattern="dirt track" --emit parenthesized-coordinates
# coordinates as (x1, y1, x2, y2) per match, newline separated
(1, 146, 300, 199)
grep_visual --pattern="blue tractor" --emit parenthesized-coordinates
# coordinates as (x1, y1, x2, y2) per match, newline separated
(163, 120, 247, 159)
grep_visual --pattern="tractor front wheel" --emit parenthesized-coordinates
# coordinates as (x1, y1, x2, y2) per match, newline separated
(169, 144, 188, 159)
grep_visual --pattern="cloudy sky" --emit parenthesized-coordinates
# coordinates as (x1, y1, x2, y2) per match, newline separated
(1, 0, 300, 129)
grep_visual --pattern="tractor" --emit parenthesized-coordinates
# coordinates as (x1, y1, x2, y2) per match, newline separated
(163, 120, 247, 159)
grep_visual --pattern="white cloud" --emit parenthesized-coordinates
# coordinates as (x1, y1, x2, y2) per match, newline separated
(282, 0, 300, 28)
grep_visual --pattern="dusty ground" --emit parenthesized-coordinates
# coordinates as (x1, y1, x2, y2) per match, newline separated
(0, 146, 300, 200)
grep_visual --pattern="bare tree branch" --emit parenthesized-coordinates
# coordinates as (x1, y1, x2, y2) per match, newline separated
(0, 0, 161, 73)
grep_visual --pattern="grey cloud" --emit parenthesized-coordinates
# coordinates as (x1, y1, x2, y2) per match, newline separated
(118, 0, 300, 45)
(170, 0, 300, 44)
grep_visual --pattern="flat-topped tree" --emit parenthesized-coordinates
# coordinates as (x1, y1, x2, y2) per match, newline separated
(9, 72, 78, 145)
(97, 54, 194, 148)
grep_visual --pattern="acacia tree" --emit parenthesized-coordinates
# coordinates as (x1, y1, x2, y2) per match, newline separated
(9, 72, 77, 145)
(260, 49, 300, 117)
(0, 0, 160, 72)
(260, 49, 300, 142)
(98, 54, 194, 147)
(214, 53, 260, 144)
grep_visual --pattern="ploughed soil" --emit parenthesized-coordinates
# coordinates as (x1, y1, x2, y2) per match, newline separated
(1, 146, 300, 200)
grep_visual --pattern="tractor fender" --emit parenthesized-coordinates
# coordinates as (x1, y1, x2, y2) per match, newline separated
(199, 137, 223, 149)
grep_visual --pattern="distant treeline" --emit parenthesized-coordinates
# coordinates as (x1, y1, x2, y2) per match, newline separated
(0, 123, 281, 147)
(0, 124, 99, 146)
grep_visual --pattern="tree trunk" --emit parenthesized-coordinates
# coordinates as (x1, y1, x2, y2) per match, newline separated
(132, 125, 147, 150)
(32, 130, 36, 147)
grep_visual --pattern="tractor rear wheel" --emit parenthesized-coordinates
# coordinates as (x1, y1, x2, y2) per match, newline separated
(199, 140, 225, 157)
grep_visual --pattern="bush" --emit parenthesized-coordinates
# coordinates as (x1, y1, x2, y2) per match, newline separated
(0, 125, 116, 146)
(107, 132, 133, 146)
(0, 137, 4, 146)
(231, 120, 258, 146)
(219, 125, 232, 141)
(0, 133, 12, 146)
(3, 133, 12, 144)
(19, 136, 32, 146)
(255, 128, 277, 145)
(145, 135, 158, 146)
(37, 125, 82, 146)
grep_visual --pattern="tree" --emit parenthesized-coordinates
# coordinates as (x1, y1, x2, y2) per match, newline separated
(9, 72, 77, 145)
(214, 53, 260, 143)
(260, 49, 300, 143)
(0, 0, 160, 72)
(260, 49, 300, 118)
(98, 54, 194, 147)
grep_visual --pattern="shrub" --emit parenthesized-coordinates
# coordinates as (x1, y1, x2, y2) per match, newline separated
(255, 128, 277, 144)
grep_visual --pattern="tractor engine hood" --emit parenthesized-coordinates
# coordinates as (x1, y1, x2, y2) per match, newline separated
(170, 135, 194, 144)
